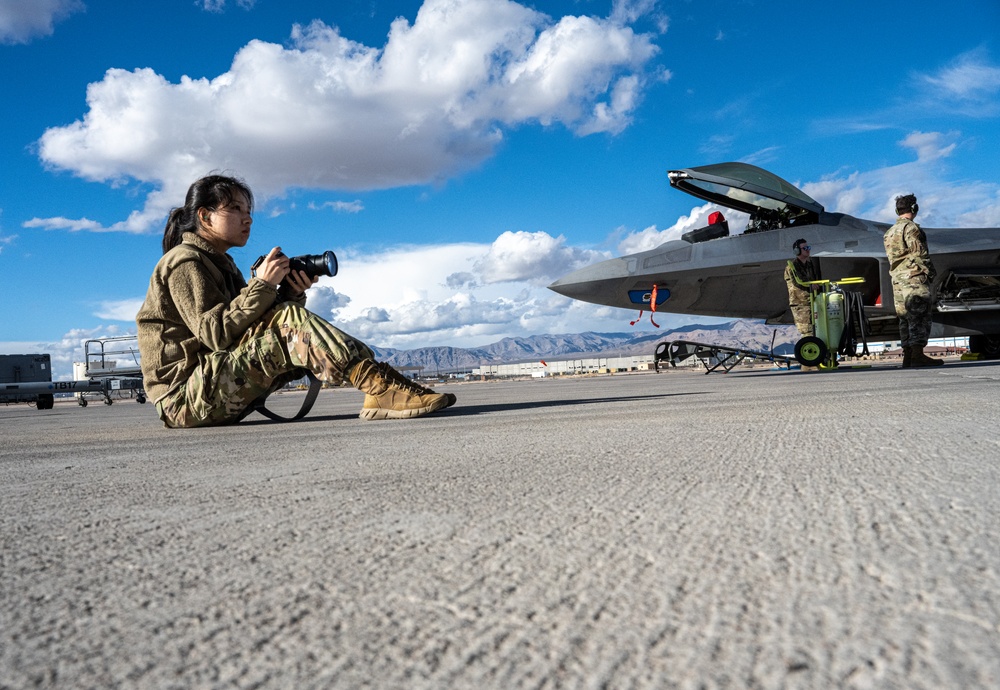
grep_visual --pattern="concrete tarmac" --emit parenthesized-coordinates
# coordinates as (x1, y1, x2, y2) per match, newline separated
(2, 361, 999, 689)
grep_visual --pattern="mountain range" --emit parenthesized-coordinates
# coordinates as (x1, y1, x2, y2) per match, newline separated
(373, 321, 802, 373)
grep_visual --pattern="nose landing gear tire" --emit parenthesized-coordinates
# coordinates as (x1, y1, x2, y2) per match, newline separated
(795, 336, 829, 367)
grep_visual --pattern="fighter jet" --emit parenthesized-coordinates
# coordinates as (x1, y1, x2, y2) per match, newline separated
(548, 162, 1000, 357)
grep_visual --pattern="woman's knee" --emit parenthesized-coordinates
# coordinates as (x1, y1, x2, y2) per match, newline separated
(269, 301, 311, 326)
(270, 301, 373, 363)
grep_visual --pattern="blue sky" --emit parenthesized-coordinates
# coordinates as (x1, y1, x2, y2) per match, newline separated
(1, 0, 999, 379)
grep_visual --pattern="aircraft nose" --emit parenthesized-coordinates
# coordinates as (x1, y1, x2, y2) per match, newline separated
(547, 274, 581, 299)
(548, 257, 631, 304)
(547, 279, 591, 302)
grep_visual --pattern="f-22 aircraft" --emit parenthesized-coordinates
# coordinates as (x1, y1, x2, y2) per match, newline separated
(549, 162, 1000, 357)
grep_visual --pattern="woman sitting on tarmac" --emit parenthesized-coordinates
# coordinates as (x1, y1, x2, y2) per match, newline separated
(135, 173, 454, 428)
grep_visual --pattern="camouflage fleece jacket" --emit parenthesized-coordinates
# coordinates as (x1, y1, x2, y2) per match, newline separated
(883, 217, 936, 287)
(136, 232, 305, 404)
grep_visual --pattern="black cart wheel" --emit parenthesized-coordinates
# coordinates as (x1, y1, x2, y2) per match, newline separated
(795, 336, 829, 367)
(969, 334, 1000, 360)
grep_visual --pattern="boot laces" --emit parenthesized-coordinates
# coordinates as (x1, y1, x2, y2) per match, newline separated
(376, 362, 431, 396)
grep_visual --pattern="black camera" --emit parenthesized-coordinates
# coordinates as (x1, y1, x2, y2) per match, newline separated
(252, 250, 338, 294)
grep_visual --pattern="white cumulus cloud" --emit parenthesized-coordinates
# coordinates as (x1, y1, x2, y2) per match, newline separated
(0, 0, 83, 45)
(475, 230, 607, 285)
(34, 0, 659, 233)
(305, 285, 351, 316)
(293, 231, 637, 349)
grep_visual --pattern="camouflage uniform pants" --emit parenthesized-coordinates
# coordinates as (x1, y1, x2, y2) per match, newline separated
(156, 303, 374, 428)
(790, 302, 814, 337)
(893, 281, 932, 348)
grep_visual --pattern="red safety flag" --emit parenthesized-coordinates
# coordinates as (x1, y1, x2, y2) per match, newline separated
(629, 285, 661, 328)
(649, 285, 660, 328)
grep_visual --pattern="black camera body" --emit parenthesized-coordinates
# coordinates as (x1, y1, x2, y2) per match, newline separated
(252, 250, 338, 295)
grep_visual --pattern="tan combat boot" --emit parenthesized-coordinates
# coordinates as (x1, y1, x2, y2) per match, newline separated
(375, 361, 456, 409)
(909, 345, 944, 367)
(348, 359, 451, 419)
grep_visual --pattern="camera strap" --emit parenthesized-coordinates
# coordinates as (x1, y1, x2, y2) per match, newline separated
(250, 371, 323, 422)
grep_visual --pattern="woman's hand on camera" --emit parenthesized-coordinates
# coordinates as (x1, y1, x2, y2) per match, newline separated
(256, 246, 290, 288)
(283, 270, 319, 296)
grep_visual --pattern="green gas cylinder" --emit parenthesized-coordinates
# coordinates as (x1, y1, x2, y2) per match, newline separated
(813, 289, 845, 355)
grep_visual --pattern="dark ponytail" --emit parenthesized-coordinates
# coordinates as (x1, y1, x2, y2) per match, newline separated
(161, 174, 255, 254)
(162, 207, 192, 254)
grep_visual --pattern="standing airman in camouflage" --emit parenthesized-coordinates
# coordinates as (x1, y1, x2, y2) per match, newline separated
(784, 238, 820, 336)
(883, 193, 943, 368)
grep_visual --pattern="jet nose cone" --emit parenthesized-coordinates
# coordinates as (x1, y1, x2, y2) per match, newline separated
(547, 274, 581, 299)
(548, 257, 632, 306)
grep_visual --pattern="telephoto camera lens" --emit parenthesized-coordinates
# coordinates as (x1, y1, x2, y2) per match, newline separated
(288, 251, 338, 278)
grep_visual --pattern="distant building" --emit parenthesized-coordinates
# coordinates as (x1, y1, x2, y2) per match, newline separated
(474, 354, 656, 378)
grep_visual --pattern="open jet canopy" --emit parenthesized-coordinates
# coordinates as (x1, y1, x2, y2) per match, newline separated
(668, 163, 824, 232)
